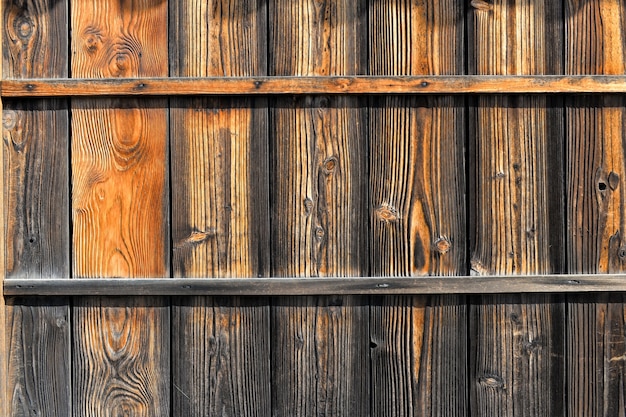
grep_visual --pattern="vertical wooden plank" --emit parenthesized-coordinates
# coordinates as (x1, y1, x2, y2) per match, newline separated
(469, 1, 565, 416)
(169, 1, 271, 416)
(368, 1, 467, 416)
(3, 0, 71, 416)
(70, 0, 169, 416)
(269, 0, 369, 415)
(566, 1, 626, 415)
(1, 0, 6, 410)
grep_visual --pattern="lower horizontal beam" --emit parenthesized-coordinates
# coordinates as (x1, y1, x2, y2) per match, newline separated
(4, 275, 626, 296)
(4, 75, 626, 97)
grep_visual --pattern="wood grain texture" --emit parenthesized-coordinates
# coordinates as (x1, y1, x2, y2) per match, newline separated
(565, 1, 626, 415)
(269, 0, 367, 277)
(369, 2, 467, 416)
(3, 100, 68, 277)
(172, 297, 270, 417)
(71, 0, 168, 277)
(469, 1, 565, 416)
(3, 1, 70, 416)
(568, 294, 626, 417)
(269, 1, 369, 415)
(370, 295, 467, 417)
(471, 295, 565, 417)
(6, 298, 71, 417)
(169, 2, 271, 416)
(73, 297, 169, 417)
(271, 296, 369, 417)
(170, 0, 268, 278)
(12, 75, 626, 97)
(70, 1, 169, 416)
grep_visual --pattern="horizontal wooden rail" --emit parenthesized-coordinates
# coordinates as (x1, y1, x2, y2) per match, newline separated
(3, 75, 626, 97)
(4, 275, 626, 296)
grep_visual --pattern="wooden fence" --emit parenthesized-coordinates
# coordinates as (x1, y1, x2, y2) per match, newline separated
(3, 0, 626, 416)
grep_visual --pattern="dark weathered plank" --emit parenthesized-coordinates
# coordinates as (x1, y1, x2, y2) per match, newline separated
(369, 1, 467, 416)
(271, 296, 369, 417)
(11, 75, 626, 97)
(70, 0, 169, 416)
(469, 0, 565, 416)
(269, 0, 369, 415)
(3, 1, 70, 416)
(6, 298, 71, 417)
(565, 1, 626, 415)
(169, 1, 270, 416)
(172, 297, 270, 417)
(4, 100, 68, 277)
(471, 295, 565, 416)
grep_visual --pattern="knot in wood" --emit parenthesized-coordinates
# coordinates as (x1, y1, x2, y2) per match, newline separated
(478, 374, 505, 390)
(14, 14, 34, 40)
(3, 110, 17, 129)
(433, 237, 452, 254)
(323, 156, 338, 174)
(471, 0, 493, 11)
(375, 204, 399, 223)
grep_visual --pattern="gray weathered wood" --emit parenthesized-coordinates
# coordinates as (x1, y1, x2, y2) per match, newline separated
(3, 1, 70, 416)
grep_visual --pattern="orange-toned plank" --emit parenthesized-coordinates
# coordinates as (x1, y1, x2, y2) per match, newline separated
(70, 0, 169, 416)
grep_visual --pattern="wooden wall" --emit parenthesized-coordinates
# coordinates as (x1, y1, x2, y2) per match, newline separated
(2, 0, 626, 416)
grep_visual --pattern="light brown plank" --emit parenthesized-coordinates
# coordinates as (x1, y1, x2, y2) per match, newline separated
(269, 0, 369, 415)
(469, 0, 565, 416)
(566, 1, 626, 415)
(70, 0, 169, 416)
(73, 297, 169, 416)
(169, 1, 271, 416)
(368, 1, 468, 416)
(9, 75, 626, 97)
(3, 0, 71, 416)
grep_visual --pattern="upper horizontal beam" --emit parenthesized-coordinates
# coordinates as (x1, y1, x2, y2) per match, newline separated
(3, 75, 626, 97)
(4, 275, 626, 296)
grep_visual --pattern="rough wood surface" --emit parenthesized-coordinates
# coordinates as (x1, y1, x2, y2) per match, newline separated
(6, 298, 71, 417)
(172, 297, 270, 417)
(368, 2, 467, 416)
(471, 295, 565, 417)
(4, 100, 68, 277)
(269, 1, 369, 415)
(271, 296, 369, 417)
(469, 1, 566, 416)
(565, 1, 626, 415)
(169, 1, 271, 416)
(3, 1, 70, 416)
(170, 0, 268, 278)
(73, 297, 169, 417)
(70, 1, 170, 416)
(12, 75, 626, 97)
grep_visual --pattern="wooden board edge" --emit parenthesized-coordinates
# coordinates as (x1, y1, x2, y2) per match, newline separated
(5, 275, 626, 296)
(5, 76, 626, 97)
